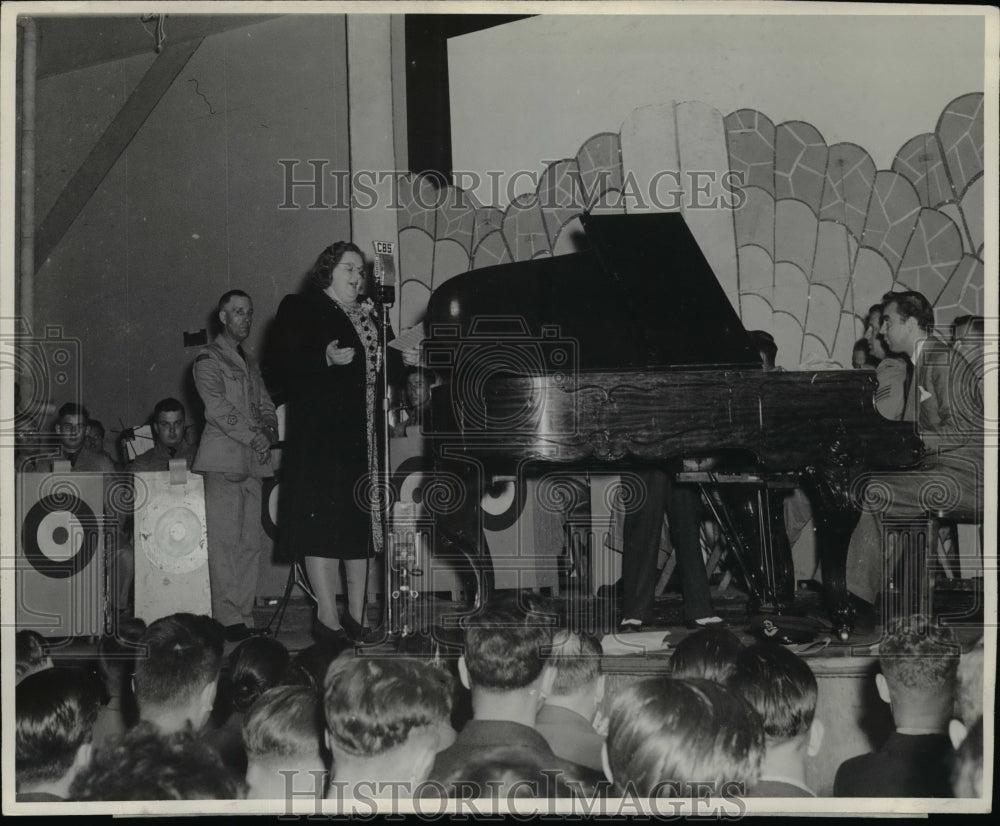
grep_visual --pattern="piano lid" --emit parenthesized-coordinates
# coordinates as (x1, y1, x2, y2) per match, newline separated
(424, 211, 764, 371)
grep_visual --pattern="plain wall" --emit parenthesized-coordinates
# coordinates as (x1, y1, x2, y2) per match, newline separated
(32, 15, 352, 435)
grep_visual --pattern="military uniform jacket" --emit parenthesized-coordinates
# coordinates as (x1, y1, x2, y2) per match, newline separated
(192, 335, 277, 479)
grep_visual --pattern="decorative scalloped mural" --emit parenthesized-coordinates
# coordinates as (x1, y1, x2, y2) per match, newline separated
(397, 94, 984, 369)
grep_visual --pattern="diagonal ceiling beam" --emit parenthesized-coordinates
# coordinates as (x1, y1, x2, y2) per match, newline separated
(34, 38, 204, 272)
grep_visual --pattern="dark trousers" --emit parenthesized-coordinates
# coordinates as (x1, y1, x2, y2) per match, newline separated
(621, 468, 713, 623)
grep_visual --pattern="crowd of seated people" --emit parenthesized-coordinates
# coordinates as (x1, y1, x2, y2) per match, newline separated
(13, 599, 987, 806)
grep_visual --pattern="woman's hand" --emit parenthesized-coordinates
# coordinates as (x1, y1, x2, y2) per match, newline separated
(326, 339, 356, 366)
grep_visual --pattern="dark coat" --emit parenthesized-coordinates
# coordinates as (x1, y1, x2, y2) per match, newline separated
(264, 287, 401, 560)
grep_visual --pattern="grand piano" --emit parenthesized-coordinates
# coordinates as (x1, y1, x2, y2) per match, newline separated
(421, 211, 923, 639)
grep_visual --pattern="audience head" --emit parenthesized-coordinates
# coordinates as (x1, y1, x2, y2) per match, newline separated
(950, 636, 985, 751)
(404, 367, 436, 410)
(243, 686, 326, 800)
(728, 643, 822, 759)
(283, 643, 345, 692)
(71, 722, 244, 800)
(307, 241, 366, 292)
(670, 626, 744, 683)
(852, 338, 875, 369)
(151, 397, 187, 450)
(15, 629, 52, 683)
(230, 636, 291, 714)
(323, 653, 452, 784)
(16, 667, 101, 796)
(604, 677, 764, 797)
(748, 330, 778, 370)
(543, 630, 604, 714)
(446, 746, 576, 801)
(863, 305, 889, 361)
(133, 613, 225, 733)
(951, 716, 983, 798)
(55, 402, 90, 454)
(85, 419, 105, 453)
(217, 290, 253, 344)
(880, 290, 934, 355)
(876, 615, 959, 731)
(460, 592, 558, 700)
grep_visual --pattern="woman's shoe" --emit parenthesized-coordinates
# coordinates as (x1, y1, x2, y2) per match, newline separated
(312, 618, 350, 646)
(685, 616, 726, 631)
(340, 611, 370, 643)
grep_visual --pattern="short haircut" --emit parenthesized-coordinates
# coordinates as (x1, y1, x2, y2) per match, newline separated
(218, 289, 251, 312)
(230, 637, 291, 714)
(878, 615, 959, 695)
(882, 290, 935, 332)
(606, 677, 764, 797)
(57, 402, 89, 421)
(307, 241, 365, 291)
(15, 629, 49, 682)
(323, 654, 452, 758)
(951, 716, 983, 798)
(748, 330, 778, 365)
(867, 303, 884, 320)
(956, 637, 984, 725)
(153, 397, 185, 420)
(727, 643, 817, 742)
(243, 686, 324, 762)
(16, 667, 101, 787)
(462, 592, 558, 691)
(670, 626, 744, 683)
(70, 722, 243, 800)
(133, 613, 224, 712)
(545, 630, 602, 696)
(97, 618, 148, 696)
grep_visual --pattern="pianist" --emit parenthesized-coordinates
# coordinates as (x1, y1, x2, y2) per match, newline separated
(845, 291, 983, 621)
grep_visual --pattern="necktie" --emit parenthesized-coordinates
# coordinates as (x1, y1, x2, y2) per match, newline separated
(236, 344, 247, 364)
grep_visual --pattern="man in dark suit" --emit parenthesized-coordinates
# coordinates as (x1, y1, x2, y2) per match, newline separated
(845, 290, 983, 614)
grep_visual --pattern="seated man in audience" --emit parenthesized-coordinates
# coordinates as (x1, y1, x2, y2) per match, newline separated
(727, 643, 823, 797)
(132, 613, 225, 736)
(244, 685, 327, 800)
(834, 615, 958, 797)
(22, 402, 116, 473)
(429, 592, 604, 794)
(846, 291, 982, 625)
(534, 630, 605, 772)
(391, 367, 438, 438)
(602, 677, 764, 798)
(128, 397, 198, 472)
(852, 338, 875, 370)
(91, 618, 147, 751)
(71, 722, 244, 800)
(670, 625, 744, 683)
(85, 419, 120, 468)
(15, 629, 53, 683)
(16, 667, 101, 801)
(445, 746, 577, 801)
(324, 653, 452, 797)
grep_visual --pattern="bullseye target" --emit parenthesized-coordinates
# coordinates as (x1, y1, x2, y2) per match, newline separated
(138, 492, 207, 574)
(21, 494, 99, 579)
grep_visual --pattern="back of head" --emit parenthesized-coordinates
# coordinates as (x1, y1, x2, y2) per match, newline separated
(283, 643, 344, 692)
(878, 615, 959, 700)
(463, 592, 557, 692)
(70, 721, 243, 800)
(323, 654, 452, 760)
(243, 685, 323, 763)
(133, 613, 224, 714)
(15, 629, 51, 683)
(447, 746, 575, 800)
(16, 667, 101, 789)
(727, 642, 816, 743)
(670, 626, 744, 683)
(230, 637, 290, 714)
(606, 677, 764, 797)
(545, 630, 602, 697)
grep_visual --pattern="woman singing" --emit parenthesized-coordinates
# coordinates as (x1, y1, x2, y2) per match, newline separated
(267, 242, 403, 644)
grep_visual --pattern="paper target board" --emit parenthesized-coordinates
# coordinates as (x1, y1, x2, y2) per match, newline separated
(16, 471, 106, 637)
(133, 468, 211, 623)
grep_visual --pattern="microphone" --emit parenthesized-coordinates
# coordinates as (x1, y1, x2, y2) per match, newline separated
(372, 240, 396, 307)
